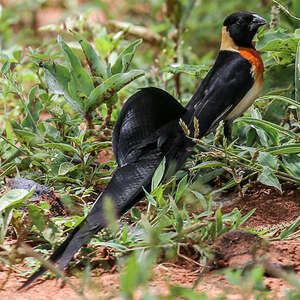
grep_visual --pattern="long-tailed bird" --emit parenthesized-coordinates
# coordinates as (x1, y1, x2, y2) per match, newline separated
(19, 11, 266, 289)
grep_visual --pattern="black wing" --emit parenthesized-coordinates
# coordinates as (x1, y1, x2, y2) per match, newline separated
(184, 50, 254, 136)
(19, 87, 186, 290)
(113, 87, 186, 166)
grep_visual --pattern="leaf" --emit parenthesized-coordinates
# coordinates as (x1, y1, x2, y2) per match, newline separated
(282, 154, 300, 178)
(151, 157, 166, 191)
(83, 141, 112, 154)
(239, 209, 256, 227)
(90, 241, 128, 252)
(280, 216, 300, 240)
(22, 85, 42, 130)
(143, 187, 157, 207)
(28, 205, 46, 232)
(0, 189, 34, 212)
(257, 152, 278, 170)
(43, 62, 70, 94)
(238, 117, 297, 143)
(1, 60, 10, 74)
(191, 161, 227, 170)
(249, 108, 268, 147)
(41, 143, 79, 155)
(72, 31, 107, 80)
(0, 208, 13, 244)
(58, 35, 94, 97)
(28, 205, 61, 243)
(5, 120, 13, 142)
(58, 162, 77, 176)
(175, 175, 188, 202)
(94, 38, 114, 57)
(215, 208, 223, 235)
(164, 64, 210, 79)
(256, 31, 299, 53)
(111, 39, 142, 74)
(169, 286, 206, 300)
(257, 166, 282, 192)
(257, 95, 300, 109)
(86, 70, 144, 111)
(43, 62, 83, 115)
(266, 144, 300, 155)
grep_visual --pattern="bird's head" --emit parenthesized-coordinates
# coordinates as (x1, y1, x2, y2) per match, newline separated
(222, 11, 266, 50)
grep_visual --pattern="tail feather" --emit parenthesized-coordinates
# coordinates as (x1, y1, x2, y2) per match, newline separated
(19, 153, 162, 290)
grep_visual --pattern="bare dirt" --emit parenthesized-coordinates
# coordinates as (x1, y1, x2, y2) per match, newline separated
(0, 185, 299, 300)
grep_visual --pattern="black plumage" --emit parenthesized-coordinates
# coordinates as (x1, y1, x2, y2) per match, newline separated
(19, 11, 266, 290)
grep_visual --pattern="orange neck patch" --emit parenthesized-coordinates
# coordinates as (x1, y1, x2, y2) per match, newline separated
(239, 48, 264, 82)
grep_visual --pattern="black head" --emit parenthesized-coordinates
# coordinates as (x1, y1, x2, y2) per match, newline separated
(223, 11, 266, 48)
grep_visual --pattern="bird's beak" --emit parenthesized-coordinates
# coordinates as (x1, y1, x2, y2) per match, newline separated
(250, 14, 267, 31)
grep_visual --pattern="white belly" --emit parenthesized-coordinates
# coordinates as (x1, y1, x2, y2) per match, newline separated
(226, 79, 262, 120)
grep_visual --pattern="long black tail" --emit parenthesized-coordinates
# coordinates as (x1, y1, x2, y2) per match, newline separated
(18, 153, 163, 290)
(19, 87, 191, 290)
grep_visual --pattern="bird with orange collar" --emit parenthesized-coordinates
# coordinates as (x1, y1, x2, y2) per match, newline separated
(184, 11, 265, 140)
(19, 11, 266, 290)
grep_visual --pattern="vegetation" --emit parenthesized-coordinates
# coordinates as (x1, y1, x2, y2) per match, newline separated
(0, 0, 299, 299)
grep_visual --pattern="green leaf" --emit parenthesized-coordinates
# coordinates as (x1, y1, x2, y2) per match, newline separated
(111, 39, 142, 74)
(239, 209, 256, 227)
(249, 108, 268, 147)
(151, 157, 166, 191)
(164, 64, 210, 79)
(43, 62, 83, 115)
(257, 95, 300, 109)
(143, 187, 157, 207)
(58, 35, 94, 97)
(280, 216, 300, 240)
(191, 161, 227, 170)
(83, 141, 112, 155)
(94, 38, 114, 57)
(86, 70, 144, 111)
(28, 205, 46, 232)
(256, 31, 299, 53)
(90, 241, 128, 252)
(28, 205, 60, 243)
(257, 152, 278, 170)
(169, 286, 206, 300)
(257, 166, 282, 192)
(0, 208, 13, 244)
(1, 60, 10, 74)
(266, 144, 300, 155)
(72, 31, 107, 80)
(0, 189, 34, 212)
(41, 143, 79, 155)
(5, 120, 14, 142)
(175, 175, 188, 202)
(282, 154, 300, 178)
(43, 62, 70, 94)
(238, 117, 297, 142)
(58, 162, 77, 176)
(22, 85, 42, 130)
(14, 129, 36, 139)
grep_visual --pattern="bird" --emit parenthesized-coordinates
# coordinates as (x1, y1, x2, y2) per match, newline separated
(19, 11, 266, 289)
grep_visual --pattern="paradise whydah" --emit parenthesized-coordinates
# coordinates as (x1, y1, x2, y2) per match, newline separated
(19, 11, 266, 289)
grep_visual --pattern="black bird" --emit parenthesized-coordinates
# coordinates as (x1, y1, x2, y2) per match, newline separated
(19, 11, 266, 289)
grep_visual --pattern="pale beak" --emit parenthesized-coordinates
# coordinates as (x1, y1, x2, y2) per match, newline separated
(250, 15, 267, 31)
